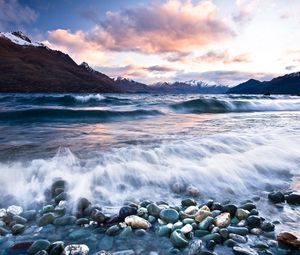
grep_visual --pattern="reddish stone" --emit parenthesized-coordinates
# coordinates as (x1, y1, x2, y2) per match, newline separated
(277, 232, 300, 249)
(10, 241, 34, 250)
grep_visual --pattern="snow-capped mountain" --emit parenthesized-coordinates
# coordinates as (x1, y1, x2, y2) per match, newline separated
(0, 31, 44, 47)
(152, 80, 229, 93)
(114, 77, 151, 93)
(79, 62, 96, 73)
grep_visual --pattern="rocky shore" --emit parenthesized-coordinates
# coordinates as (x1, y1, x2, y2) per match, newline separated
(0, 179, 300, 255)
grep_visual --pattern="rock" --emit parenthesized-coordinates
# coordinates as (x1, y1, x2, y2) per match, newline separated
(202, 233, 222, 244)
(232, 246, 258, 255)
(182, 218, 195, 225)
(188, 240, 203, 255)
(157, 225, 171, 237)
(250, 209, 258, 216)
(35, 250, 48, 255)
(11, 224, 25, 235)
(118, 206, 137, 221)
(9, 241, 34, 253)
(77, 198, 91, 214)
(185, 206, 199, 215)
(93, 210, 106, 223)
(247, 215, 261, 228)
(48, 241, 64, 255)
(219, 228, 229, 239)
(195, 210, 212, 223)
(125, 215, 151, 229)
(7, 205, 23, 215)
(237, 220, 246, 227)
(37, 213, 55, 226)
(0, 208, 6, 217)
(240, 203, 256, 211)
(28, 240, 51, 254)
(254, 241, 269, 249)
(12, 215, 27, 224)
(223, 239, 237, 247)
(135, 229, 147, 236)
(137, 207, 147, 216)
(186, 186, 200, 197)
(54, 192, 68, 204)
(277, 232, 300, 249)
(159, 209, 179, 223)
(198, 216, 214, 230)
(250, 228, 262, 235)
(236, 208, 250, 220)
(170, 229, 189, 247)
(211, 202, 223, 211)
(96, 250, 111, 255)
(227, 226, 249, 236)
(98, 236, 114, 250)
(229, 233, 247, 243)
(53, 215, 76, 226)
(64, 244, 89, 255)
(261, 221, 275, 232)
(286, 193, 300, 204)
(147, 203, 161, 217)
(211, 210, 221, 217)
(222, 204, 237, 216)
(214, 213, 231, 228)
(119, 226, 132, 237)
(76, 218, 89, 225)
(206, 240, 216, 250)
(0, 226, 10, 235)
(194, 230, 210, 238)
(51, 180, 66, 197)
(42, 205, 55, 214)
(268, 191, 285, 203)
(182, 198, 197, 207)
(181, 224, 193, 234)
(112, 250, 135, 255)
(105, 225, 120, 236)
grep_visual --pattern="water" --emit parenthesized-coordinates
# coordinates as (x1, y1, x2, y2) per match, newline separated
(0, 93, 299, 235)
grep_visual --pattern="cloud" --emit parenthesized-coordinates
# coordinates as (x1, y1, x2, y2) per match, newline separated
(233, 0, 258, 25)
(0, 0, 37, 31)
(48, 0, 233, 55)
(285, 65, 297, 71)
(145, 65, 177, 72)
(174, 70, 277, 85)
(196, 50, 250, 64)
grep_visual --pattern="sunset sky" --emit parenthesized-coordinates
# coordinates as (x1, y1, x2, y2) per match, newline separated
(1, 0, 300, 85)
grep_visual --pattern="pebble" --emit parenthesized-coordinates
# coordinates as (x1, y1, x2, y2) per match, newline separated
(232, 246, 258, 255)
(182, 198, 197, 207)
(222, 204, 237, 216)
(214, 213, 231, 228)
(227, 226, 249, 236)
(7, 205, 23, 215)
(125, 215, 151, 229)
(195, 210, 212, 223)
(28, 240, 51, 254)
(37, 213, 55, 226)
(229, 233, 247, 243)
(277, 232, 300, 249)
(147, 203, 161, 217)
(12, 215, 27, 224)
(106, 225, 120, 236)
(184, 206, 198, 215)
(236, 208, 250, 220)
(11, 224, 25, 235)
(247, 215, 261, 228)
(186, 186, 200, 197)
(53, 215, 76, 226)
(285, 193, 300, 205)
(159, 209, 179, 223)
(198, 216, 214, 230)
(64, 244, 89, 255)
(181, 224, 193, 234)
(202, 233, 221, 244)
(261, 221, 275, 232)
(170, 229, 189, 247)
(118, 206, 137, 221)
(188, 240, 203, 255)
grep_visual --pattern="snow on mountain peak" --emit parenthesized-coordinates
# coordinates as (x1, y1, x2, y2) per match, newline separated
(0, 31, 44, 47)
(80, 62, 96, 73)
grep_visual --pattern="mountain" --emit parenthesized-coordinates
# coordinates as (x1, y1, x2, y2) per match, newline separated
(0, 31, 121, 93)
(227, 72, 300, 94)
(151, 80, 229, 93)
(113, 77, 152, 93)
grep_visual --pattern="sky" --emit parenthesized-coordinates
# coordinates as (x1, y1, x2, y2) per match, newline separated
(1, 0, 300, 85)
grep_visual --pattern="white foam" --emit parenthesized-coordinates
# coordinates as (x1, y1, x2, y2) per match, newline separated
(74, 94, 105, 102)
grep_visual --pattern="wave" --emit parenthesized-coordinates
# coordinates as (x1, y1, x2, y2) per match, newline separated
(0, 129, 299, 208)
(171, 98, 300, 113)
(0, 108, 163, 123)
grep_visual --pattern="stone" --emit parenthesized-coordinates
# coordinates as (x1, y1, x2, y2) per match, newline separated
(186, 186, 200, 197)
(112, 250, 135, 255)
(64, 244, 89, 255)
(183, 218, 195, 225)
(229, 233, 247, 243)
(118, 206, 137, 221)
(54, 192, 68, 204)
(211, 202, 223, 211)
(194, 230, 210, 238)
(76, 218, 89, 225)
(219, 228, 229, 239)
(181, 224, 193, 234)
(37, 213, 55, 226)
(106, 225, 120, 236)
(182, 198, 197, 207)
(137, 207, 147, 216)
(0, 226, 10, 235)
(206, 240, 216, 250)
(157, 225, 171, 237)
(195, 210, 212, 223)
(232, 246, 258, 255)
(254, 241, 269, 249)
(237, 220, 246, 227)
(7, 205, 23, 215)
(199, 205, 210, 211)
(188, 240, 203, 255)
(53, 215, 76, 226)
(250, 209, 258, 216)
(185, 206, 199, 215)
(42, 205, 55, 214)
(12, 215, 27, 224)
(227, 226, 249, 236)
(286, 193, 300, 205)
(159, 209, 179, 223)
(240, 203, 256, 211)
(28, 240, 51, 254)
(250, 228, 262, 235)
(236, 208, 250, 220)
(277, 232, 300, 249)
(214, 213, 231, 228)
(172, 221, 184, 231)
(35, 250, 48, 255)
(147, 203, 161, 217)
(125, 215, 151, 229)
(211, 210, 221, 217)
(11, 224, 25, 235)
(98, 236, 114, 250)
(170, 229, 189, 247)
(119, 226, 132, 237)
(69, 229, 91, 239)
(222, 204, 237, 216)
(93, 210, 106, 223)
(261, 221, 275, 232)
(247, 215, 261, 228)
(198, 216, 214, 230)
(0, 208, 6, 217)
(48, 241, 64, 255)
(77, 198, 91, 213)
(224, 239, 237, 247)
(202, 233, 221, 244)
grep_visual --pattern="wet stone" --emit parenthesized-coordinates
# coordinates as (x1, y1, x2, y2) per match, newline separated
(69, 229, 91, 239)
(76, 218, 89, 225)
(240, 203, 256, 211)
(198, 216, 214, 230)
(214, 213, 231, 228)
(188, 240, 203, 255)
(28, 240, 51, 254)
(118, 206, 137, 221)
(37, 213, 55, 226)
(159, 209, 179, 223)
(48, 241, 65, 255)
(232, 246, 258, 255)
(11, 224, 25, 235)
(182, 198, 197, 207)
(286, 193, 300, 204)
(229, 233, 247, 243)
(261, 221, 275, 232)
(7, 205, 23, 215)
(147, 203, 161, 217)
(64, 244, 89, 255)
(202, 233, 222, 244)
(53, 215, 76, 226)
(227, 226, 249, 236)
(247, 215, 261, 229)
(125, 215, 151, 229)
(170, 229, 189, 248)
(222, 204, 237, 216)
